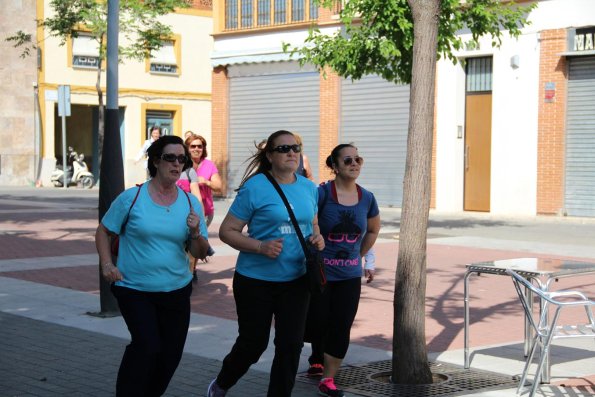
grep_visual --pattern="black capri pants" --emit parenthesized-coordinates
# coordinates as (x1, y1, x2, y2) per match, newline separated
(306, 277, 361, 364)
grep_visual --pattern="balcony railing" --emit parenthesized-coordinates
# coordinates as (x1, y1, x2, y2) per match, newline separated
(224, 0, 319, 31)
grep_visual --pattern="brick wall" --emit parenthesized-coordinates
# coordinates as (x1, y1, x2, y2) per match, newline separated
(536, 29, 567, 215)
(211, 66, 229, 196)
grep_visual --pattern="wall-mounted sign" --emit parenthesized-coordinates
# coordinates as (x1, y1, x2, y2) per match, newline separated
(545, 82, 555, 103)
(569, 27, 595, 52)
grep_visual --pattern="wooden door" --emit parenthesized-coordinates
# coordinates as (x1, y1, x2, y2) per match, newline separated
(464, 93, 492, 211)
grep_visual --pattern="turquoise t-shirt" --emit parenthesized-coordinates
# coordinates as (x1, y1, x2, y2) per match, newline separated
(101, 183, 208, 292)
(230, 173, 318, 282)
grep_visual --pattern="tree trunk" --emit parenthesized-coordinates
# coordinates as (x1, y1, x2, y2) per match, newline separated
(392, 0, 440, 384)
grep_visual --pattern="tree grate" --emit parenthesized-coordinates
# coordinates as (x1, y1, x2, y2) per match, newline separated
(297, 360, 519, 397)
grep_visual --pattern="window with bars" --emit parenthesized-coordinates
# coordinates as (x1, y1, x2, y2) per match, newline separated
(466, 57, 492, 92)
(225, 0, 318, 31)
(72, 33, 100, 69)
(149, 40, 178, 75)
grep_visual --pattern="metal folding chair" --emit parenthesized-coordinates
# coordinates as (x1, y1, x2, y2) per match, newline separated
(506, 269, 595, 397)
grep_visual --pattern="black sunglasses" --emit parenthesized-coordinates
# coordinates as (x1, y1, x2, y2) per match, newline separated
(160, 153, 188, 164)
(271, 144, 302, 154)
(190, 144, 203, 149)
(343, 156, 363, 166)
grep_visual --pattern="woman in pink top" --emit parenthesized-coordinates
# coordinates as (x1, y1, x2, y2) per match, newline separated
(185, 133, 222, 227)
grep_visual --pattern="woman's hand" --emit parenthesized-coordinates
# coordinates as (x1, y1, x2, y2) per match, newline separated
(187, 207, 200, 234)
(308, 234, 325, 251)
(101, 262, 123, 283)
(364, 269, 375, 284)
(260, 238, 284, 259)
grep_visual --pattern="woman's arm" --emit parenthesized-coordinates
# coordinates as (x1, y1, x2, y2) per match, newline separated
(205, 172, 223, 192)
(95, 224, 123, 282)
(219, 213, 282, 258)
(190, 181, 203, 203)
(360, 214, 380, 257)
(302, 154, 314, 181)
(307, 214, 325, 251)
(187, 207, 209, 259)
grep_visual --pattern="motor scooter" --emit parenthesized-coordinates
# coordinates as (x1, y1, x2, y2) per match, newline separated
(50, 147, 95, 189)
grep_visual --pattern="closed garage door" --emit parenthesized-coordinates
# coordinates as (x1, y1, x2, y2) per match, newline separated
(227, 64, 320, 193)
(565, 56, 595, 217)
(341, 75, 410, 206)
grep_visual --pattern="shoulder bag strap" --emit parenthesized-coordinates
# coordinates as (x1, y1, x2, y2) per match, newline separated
(121, 183, 142, 234)
(264, 172, 309, 257)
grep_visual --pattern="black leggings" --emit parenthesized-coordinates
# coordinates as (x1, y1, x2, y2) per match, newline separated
(216, 272, 310, 397)
(306, 277, 361, 364)
(111, 283, 192, 397)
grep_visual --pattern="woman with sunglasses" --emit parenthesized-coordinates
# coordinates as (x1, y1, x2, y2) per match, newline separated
(305, 143, 380, 397)
(185, 133, 222, 227)
(95, 135, 209, 396)
(207, 130, 325, 397)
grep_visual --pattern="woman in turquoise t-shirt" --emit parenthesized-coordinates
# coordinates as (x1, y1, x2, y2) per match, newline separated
(305, 143, 380, 397)
(206, 130, 324, 397)
(95, 135, 209, 396)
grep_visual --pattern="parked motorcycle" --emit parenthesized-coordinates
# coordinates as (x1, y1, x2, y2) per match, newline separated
(50, 147, 95, 189)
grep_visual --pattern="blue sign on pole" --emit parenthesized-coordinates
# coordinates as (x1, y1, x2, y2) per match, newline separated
(57, 85, 71, 117)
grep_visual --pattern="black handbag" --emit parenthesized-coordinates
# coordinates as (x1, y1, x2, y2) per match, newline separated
(264, 172, 327, 294)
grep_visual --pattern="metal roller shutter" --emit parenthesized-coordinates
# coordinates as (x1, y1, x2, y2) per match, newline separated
(565, 56, 595, 217)
(227, 68, 320, 193)
(340, 75, 410, 207)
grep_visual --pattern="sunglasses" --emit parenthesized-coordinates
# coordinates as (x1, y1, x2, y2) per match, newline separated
(343, 156, 363, 166)
(160, 153, 188, 164)
(190, 144, 203, 149)
(271, 144, 302, 154)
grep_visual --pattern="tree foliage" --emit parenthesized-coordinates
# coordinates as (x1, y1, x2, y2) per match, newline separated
(287, 0, 536, 84)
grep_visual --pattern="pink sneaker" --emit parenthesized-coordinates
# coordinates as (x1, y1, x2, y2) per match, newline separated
(318, 377, 344, 397)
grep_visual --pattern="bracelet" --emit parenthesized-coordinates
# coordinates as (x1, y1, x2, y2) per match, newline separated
(102, 262, 113, 268)
(257, 240, 262, 253)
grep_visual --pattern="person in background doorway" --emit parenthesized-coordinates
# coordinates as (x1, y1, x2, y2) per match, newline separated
(135, 125, 162, 178)
(206, 130, 324, 397)
(96, 135, 209, 396)
(304, 143, 380, 397)
(293, 133, 314, 180)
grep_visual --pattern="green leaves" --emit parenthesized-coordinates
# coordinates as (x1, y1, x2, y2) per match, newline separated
(286, 0, 536, 84)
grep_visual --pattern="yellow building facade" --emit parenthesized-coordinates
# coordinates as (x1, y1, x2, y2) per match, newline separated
(21, 0, 213, 187)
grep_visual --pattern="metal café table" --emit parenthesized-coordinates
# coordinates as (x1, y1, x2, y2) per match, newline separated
(463, 257, 595, 382)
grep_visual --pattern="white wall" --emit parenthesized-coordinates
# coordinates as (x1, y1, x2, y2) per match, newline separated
(435, 0, 595, 215)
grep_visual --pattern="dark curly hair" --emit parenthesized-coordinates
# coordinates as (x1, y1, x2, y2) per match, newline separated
(326, 143, 357, 170)
(147, 135, 193, 178)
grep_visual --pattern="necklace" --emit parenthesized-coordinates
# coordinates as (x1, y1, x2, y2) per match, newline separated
(150, 181, 177, 211)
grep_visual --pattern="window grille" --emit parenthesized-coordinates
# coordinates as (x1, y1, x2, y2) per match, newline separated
(225, 0, 317, 31)
(466, 57, 492, 92)
(150, 41, 178, 75)
(72, 34, 100, 69)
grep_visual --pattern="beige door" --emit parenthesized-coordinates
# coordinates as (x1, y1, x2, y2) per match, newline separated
(464, 93, 492, 211)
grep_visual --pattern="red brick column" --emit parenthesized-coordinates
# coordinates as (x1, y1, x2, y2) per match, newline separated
(319, 68, 340, 183)
(537, 29, 567, 215)
(212, 66, 229, 196)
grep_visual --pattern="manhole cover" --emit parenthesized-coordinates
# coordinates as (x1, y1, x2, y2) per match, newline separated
(297, 360, 518, 397)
